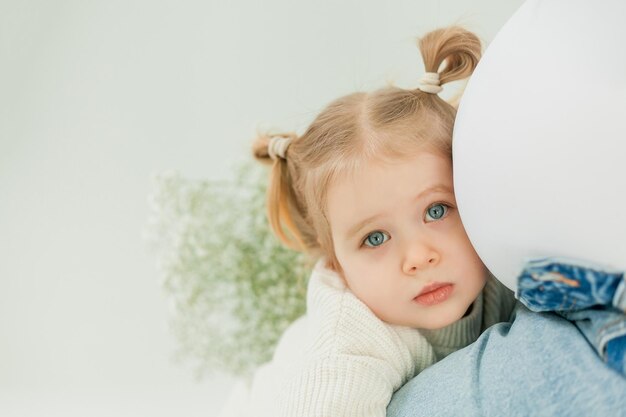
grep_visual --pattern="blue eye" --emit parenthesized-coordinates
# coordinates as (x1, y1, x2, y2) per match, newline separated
(425, 203, 449, 222)
(363, 231, 390, 248)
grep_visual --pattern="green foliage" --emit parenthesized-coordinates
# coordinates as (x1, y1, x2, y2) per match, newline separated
(146, 162, 309, 377)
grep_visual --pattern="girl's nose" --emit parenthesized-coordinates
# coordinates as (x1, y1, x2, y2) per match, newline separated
(402, 241, 440, 275)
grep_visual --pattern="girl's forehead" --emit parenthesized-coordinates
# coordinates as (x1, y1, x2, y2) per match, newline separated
(338, 151, 451, 182)
(327, 151, 453, 203)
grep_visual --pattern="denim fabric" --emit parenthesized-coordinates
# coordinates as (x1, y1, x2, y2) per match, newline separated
(387, 305, 626, 417)
(607, 335, 626, 375)
(517, 257, 626, 311)
(517, 257, 626, 376)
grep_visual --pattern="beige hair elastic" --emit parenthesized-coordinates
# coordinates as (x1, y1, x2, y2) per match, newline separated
(267, 136, 292, 160)
(417, 72, 443, 94)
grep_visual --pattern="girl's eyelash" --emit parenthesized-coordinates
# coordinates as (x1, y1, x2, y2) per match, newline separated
(430, 201, 454, 209)
(428, 201, 455, 212)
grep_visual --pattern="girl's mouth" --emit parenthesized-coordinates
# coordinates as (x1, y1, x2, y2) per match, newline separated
(413, 283, 454, 306)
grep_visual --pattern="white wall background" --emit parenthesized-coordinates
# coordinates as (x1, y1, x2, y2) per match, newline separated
(0, 1, 524, 416)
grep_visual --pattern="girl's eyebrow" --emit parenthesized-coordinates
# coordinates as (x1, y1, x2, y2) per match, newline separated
(416, 184, 453, 201)
(346, 213, 385, 240)
(344, 184, 453, 240)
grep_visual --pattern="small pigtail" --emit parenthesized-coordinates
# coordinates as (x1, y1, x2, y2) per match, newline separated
(418, 26, 482, 87)
(252, 132, 309, 252)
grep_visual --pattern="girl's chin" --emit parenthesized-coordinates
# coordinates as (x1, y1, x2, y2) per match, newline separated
(416, 308, 470, 330)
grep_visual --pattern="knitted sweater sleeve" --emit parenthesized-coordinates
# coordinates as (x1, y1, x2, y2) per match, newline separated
(278, 264, 436, 417)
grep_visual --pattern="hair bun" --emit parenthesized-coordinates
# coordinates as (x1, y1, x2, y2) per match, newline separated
(418, 26, 481, 86)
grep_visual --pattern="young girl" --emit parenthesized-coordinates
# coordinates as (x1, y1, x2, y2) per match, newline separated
(221, 26, 517, 417)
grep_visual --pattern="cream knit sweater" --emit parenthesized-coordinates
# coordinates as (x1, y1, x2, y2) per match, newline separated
(219, 260, 517, 417)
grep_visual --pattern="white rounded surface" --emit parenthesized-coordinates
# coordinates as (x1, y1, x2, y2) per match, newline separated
(454, 0, 626, 290)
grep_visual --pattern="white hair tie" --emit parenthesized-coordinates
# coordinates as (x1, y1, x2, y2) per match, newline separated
(418, 72, 443, 94)
(268, 136, 292, 160)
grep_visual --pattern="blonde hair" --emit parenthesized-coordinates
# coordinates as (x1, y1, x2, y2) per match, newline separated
(252, 26, 481, 271)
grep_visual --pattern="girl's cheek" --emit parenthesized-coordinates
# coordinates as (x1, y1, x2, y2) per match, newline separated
(441, 212, 465, 232)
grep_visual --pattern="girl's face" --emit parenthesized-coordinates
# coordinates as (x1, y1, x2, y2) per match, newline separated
(326, 151, 487, 329)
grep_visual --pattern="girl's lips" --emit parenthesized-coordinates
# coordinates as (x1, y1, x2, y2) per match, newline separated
(413, 283, 454, 306)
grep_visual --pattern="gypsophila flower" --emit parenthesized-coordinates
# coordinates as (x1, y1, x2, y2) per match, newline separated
(145, 162, 309, 377)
